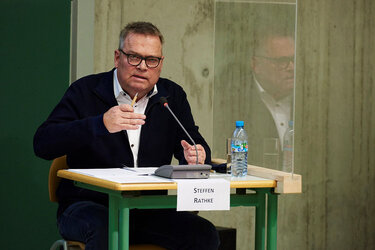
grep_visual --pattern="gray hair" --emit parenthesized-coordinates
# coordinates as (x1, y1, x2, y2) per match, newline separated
(118, 21, 164, 49)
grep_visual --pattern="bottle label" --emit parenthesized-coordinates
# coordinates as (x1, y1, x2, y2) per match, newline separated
(231, 142, 248, 153)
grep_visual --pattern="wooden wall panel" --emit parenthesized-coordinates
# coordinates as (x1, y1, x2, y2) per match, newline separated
(94, 0, 123, 73)
(293, 1, 330, 248)
(295, 0, 375, 249)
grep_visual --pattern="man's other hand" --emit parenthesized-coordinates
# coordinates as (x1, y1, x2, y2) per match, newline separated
(181, 140, 206, 165)
(103, 104, 146, 133)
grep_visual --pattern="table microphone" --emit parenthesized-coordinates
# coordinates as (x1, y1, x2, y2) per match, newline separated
(154, 97, 211, 179)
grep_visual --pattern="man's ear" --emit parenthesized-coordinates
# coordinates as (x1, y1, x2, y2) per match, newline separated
(114, 50, 120, 68)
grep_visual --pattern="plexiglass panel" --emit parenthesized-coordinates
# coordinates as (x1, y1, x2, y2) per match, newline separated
(85, 0, 297, 172)
(213, 1, 296, 172)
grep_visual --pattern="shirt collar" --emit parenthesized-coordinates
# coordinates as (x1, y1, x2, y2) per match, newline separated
(253, 75, 273, 104)
(147, 84, 158, 98)
(113, 69, 124, 99)
(253, 75, 291, 105)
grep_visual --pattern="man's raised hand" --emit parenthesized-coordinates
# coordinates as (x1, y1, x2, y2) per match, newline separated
(103, 104, 146, 133)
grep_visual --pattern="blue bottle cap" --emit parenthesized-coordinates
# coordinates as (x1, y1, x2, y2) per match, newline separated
(288, 120, 294, 127)
(236, 121, 244, 127)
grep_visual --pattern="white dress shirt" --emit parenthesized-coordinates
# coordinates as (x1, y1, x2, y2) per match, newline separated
(254, 77, 292, 148)
(113, 69, 158, 167)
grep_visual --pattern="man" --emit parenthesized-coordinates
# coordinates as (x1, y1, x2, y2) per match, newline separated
(248, 28, 295, 169)
(34, 22, 219, 250)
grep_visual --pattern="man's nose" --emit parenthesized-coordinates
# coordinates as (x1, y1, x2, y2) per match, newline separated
(137, 59, 148, 70)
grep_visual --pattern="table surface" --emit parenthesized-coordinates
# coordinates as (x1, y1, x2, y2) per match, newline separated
(58, 168, 279, 250)
(58, 169, 277, 191)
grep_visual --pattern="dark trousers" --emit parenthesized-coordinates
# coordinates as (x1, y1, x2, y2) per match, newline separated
(57, 201, 220, 250)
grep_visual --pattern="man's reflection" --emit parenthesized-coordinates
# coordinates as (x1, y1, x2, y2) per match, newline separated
(251, 33, 294, 143)
(247, 30, 295, 169)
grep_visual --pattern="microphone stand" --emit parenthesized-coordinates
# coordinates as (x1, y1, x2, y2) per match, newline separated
(154, 97, 211, 179)
(163, 103, 198, 164)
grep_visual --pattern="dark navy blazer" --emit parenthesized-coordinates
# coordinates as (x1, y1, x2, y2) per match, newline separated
(34, 69, 211, 213)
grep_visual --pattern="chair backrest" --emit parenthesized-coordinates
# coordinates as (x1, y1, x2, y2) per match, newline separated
(48, 155, 68, 202)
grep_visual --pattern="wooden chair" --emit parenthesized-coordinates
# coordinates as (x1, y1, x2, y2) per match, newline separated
(48, 155, 165, 250)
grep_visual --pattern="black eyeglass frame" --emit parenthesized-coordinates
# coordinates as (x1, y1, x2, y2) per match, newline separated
(118, 49, 163, 68)
(254, 55, 294, 70)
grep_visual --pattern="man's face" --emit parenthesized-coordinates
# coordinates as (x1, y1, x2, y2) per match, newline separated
(252, 36, 295, 100)
(114, 33, 163, 98)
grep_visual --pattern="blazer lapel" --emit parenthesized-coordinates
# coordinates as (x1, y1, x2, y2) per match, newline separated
(92, 69, 130, 143)
(92, 69, 118, 108)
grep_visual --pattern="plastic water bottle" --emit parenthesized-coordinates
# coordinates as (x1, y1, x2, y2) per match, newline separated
(282, 120, 294, 173)
(231, 121, 248, 177)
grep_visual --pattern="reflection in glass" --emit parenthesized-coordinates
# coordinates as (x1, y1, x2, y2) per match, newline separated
(213, 1, 296, 171)
(263, 138, 280, 169)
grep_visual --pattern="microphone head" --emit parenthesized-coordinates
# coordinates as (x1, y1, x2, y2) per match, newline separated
(159, 97, 168, 107)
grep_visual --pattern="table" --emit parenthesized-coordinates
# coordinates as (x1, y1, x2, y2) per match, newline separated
(58, 170, 279, 250)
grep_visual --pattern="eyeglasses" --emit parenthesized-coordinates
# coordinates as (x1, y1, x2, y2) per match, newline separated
(119, 49, 162, 68)
(255, 55, 294, 70)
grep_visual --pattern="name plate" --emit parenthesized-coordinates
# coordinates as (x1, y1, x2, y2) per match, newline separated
(176, 179, 230, 211)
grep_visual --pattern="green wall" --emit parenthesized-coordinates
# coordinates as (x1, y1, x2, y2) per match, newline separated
(0, 1, 70, 249)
